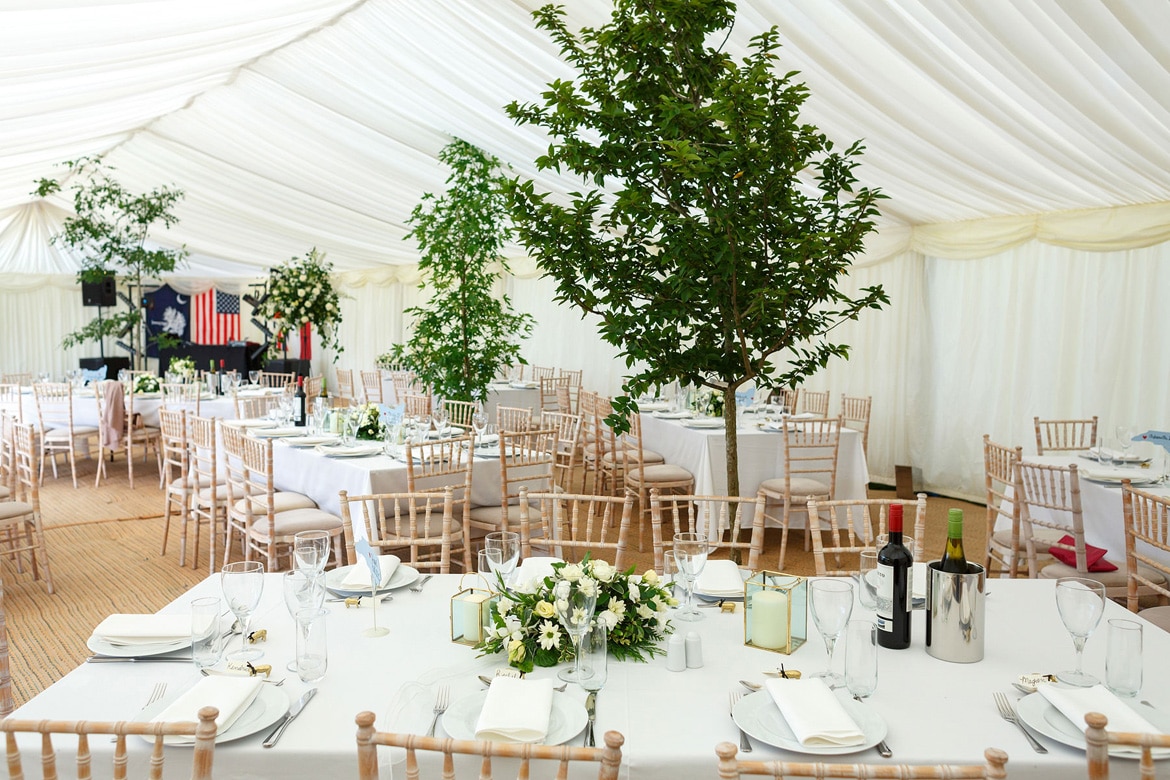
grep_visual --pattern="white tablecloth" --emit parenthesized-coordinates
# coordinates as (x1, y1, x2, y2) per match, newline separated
(376, 379, 540, 421)
(12, 576, 1167, 779)
(3, 388, 238, 429)
(640, 414, 869, 526)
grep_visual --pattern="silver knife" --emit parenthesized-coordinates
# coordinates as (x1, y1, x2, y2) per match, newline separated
(584, 692, 596, 748)
(86, 655, 191, 663)
(262, 688, 317, 748)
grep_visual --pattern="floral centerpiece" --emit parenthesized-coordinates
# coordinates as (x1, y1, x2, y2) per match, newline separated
(256, 247, 344, 357)
(688, 386, 724, 418)
(476, 556, 675, 673)
(351, 404, 387, 441)
(168, 356, 195, 380)
(132, 374, 160, 394)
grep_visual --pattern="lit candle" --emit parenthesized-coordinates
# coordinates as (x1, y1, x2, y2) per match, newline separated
(751, 590, 789, 650)
(457, 592, 491, 643)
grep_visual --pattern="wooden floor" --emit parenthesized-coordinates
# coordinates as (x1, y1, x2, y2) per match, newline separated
(2, 446, 987, 707)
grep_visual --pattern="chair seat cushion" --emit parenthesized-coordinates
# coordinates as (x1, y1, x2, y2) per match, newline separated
(195, 483, 230, 503)
(1038, 560, 1167, 588)
(45, 426, 98, 440)
(0, 500, 33, 520)
(233, 491, 318, 515)
(759, 476, 831, 499)
(467, 502, 531, 533)
(627, 464, 693, 484)
(0, 485, 10, 500)
(602, 448, 664, 466)
(990, 527, 1063, 549)
(248, 508, 342, 541)
(1139, 605, 1170, 632)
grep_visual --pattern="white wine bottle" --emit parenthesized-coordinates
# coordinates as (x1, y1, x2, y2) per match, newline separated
(876, 503, 913, 649)
(940, 508, 968, 573)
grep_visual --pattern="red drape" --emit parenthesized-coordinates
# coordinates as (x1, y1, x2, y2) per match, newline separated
(299, 322, 312, 360)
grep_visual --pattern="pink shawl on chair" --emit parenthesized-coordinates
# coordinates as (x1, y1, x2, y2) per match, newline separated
(100, 380, 125, 449)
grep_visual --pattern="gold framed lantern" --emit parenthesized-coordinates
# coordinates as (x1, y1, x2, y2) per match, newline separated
(450, 574, 496, 646)
(744, 571, 807, 654)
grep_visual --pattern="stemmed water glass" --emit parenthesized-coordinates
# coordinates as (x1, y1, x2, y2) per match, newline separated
(471, 404, 488, 443)
(1055, 577, 1107, 686)
(1115, 426, 1135, 464)
(809, 579, 855, 688)
(484, 531, 519, 588)
(294, 530, 331, 577)
(555, 585, 598, 684)
(282, 570, 325, 670)
(672, 532, 709, 622)
(432, 402, 449, 434)
(249, 370, 260, 386)
(220, 561, 265, 661)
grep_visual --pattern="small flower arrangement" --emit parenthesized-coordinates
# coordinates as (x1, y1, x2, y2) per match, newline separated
(476, 556, 675, 673)
(689, 387, 724, 418)
(351, 403, 387, 441)
(133, 374, 160, 394)
(257, 247, 344, 357)
(168, 356, 195, 379)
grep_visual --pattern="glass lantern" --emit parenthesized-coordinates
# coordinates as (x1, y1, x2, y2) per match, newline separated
(744, 571, 806, 654)
(450, 576, 496, 646)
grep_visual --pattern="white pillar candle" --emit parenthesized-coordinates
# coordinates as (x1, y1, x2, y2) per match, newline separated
(751, 590, 789, 650)
(457, 592, 490, 643)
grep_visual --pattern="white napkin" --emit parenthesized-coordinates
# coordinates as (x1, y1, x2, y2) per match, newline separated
(764, 678, 865, 747)
(93, 614, 191, 646)
(340, 554, 401, 589)
(694, 560, 745, 597)
(1080, 464, 1148, 481)
(512, 557, 562, 590)
(477, 433, 500, 446)
(1037, 684, 1165, 752)
(474, 677, 555, 743)
(150, 676, 263, 743)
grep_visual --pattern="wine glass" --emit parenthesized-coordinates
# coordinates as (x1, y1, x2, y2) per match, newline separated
(809, 579, 855, 688)
(249, 370, 260, 386)
(555, 585, 597, 684)
(282, 570, 325, 670)
(220, 561, 265, 661)
(432, 402, 449, 434)
(294, 530, 331, 577)
(484, 531, 519, 587)
(1055, 577, 1107, 686)
(471, 404, 488, 443)
(672, 532, 709, 622)
(1115, 426, 1135, 464)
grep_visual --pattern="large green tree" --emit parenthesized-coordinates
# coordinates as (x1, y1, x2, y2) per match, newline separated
(505, 0, 888, 503)
(403, 139, 533, 402)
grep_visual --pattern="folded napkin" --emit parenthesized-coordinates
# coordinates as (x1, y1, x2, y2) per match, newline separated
(1037, 684, 1165, 753)
(475, 677, 555, 743)
(512, 557, 562, 590)
(340, 554, 401, 589)
(1047, 534, 1117, 572)
(764, 678, 865, 747)
(476, 433, 500, 446)
(93, 614, 191, 646)
(1080, 463, 1150, 482)
(150, 676, 263, 742)
(694, 560, 745, 597)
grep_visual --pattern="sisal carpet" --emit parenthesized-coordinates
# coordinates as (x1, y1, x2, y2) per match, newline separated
(3, 449, 987, 708)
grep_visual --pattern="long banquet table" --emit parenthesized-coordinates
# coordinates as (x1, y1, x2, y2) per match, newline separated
(3, 385, 240, 429)
(12, 575, 1167, 780)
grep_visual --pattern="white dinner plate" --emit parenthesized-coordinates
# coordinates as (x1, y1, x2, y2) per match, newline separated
(1015, 693, 1170, 758)
(652, 410, 692, 419)
(1080, 448, 1151, 465)
(732, 690, 887, 755)
(136, 683, 286, 745)
(224, 418, 277, 429)
(325, 563, 420, 596)
(510, 381, 538, 389)
(249, 426, 302, 438)
(681, 418, 723, 429)
(441, 690, 587, 745)
(284, 433, 340, 447)
(1080, 472, 1160, 486)
(694, 567, 750, 602)
(315, 442, 384, 458)
(637, 401, 671, 411)
(134, 391, 162, 399)
(86, 634, 190, 658)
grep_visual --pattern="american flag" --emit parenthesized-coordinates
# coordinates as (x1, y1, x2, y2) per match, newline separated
(190, 288, 240, 345)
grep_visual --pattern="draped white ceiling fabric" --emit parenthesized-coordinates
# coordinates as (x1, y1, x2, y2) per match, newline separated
(2, 0, 1168, 498)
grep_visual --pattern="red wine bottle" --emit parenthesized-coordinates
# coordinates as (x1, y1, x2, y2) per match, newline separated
(293, 376, 307, 427)
(876, 503, 913, 649)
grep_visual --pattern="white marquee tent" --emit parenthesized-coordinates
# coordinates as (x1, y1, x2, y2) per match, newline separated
(2, 0, 1168, 499)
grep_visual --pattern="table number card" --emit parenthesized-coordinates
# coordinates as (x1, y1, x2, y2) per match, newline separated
(1137, 430, 1170, 456)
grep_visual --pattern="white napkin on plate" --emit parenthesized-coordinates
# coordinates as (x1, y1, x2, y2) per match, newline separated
(764, 678, 865, 747)
(477, 433, 500, 446)
(340, 554, 401, 589)
(93, 614, 191, 645)
(1037, 684, 1164, 748)
(150, 676, 263, 742)
(694, 560, 745, 597)
(474, 677, 555, 743)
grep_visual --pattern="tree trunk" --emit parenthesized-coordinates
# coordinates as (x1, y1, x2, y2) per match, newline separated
(723, 385, 742, 564)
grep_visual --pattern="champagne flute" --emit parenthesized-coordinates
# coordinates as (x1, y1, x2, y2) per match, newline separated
(484, 531, 519, 587)
(809, 579, 855, 688)
(220, 561, 265, 661)
(555, 585, 598, 684)
(672, 532, 709, 622)
(1055, 577, 1107, 686)
(294, 529, 331, 576)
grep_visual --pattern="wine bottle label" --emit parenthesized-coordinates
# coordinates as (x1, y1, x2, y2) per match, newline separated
(875, 562, 892, 631)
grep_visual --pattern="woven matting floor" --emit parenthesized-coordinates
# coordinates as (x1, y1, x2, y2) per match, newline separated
(3, 448, 986, 708)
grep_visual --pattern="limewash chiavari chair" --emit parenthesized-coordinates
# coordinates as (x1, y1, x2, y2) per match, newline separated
(404, 432, 476, 571)
(116, 379, 164, 488)
(496, 405, 532, 433)
(161, 382, 203, 414)
(304, 374, 324, 402)
(467, 427, 557, 538)
(34, 381, 99, 488)
(335, 369, 357, 406)
(1121, 480, 1170, 631)
(530, 365, 556, 381)
(340, 488, 459, 574)
(1033, 415, 1098, 454)
(650, 491, 765, 574)
(982, 436, 1049, 578)
(258, 371, 295, 389)
(1085, 711, 1170, 780)
(540, 410, 581, 492)
(715, 742, 1008, 780)
(0, 384, 24, 424)
(770, 387, 798, 413)
(839, 394, 872, 459)
(0, 413, 13, 502)
(805, 495, 928, 576)
(389, 371, 418, 404)
(539, 375, 570, 414)
(1, 707, 219, 780)
(758, 416, 842, 569)
(799, 389, 830, 417)
(595, 397, 651, 497)
(558, 368, 582, 386)
(578, 390, 602, 494)
(403, 394, 432, 419)
(0, 373, 31, 387)
(355, 712, 623, 780)
(234, 393, 280, 420)
(556, 383, 574, 415)
(189, 415, 227, 574)
(442, 400, 477, 429)
(520, 488, 637, 570)
(2, 422, 54, 593)
(619, 409, 691, 550)
(359, 370, 383, 404)
(158, 408, 193, 566)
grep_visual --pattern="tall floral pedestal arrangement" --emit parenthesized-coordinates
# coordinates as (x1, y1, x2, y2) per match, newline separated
(256, 248, 344, 362)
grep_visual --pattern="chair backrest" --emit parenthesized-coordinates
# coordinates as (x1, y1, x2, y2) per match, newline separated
(259, 371, 295, 389)
(540, 410, 581, 491)
(800, 389, 830, 416)
(805, 494, 928, 575)
(0, 384, 23, 423)
(521, 489, 636, 569)
(339, 488, 457, 573)
(715, 742, 1008, 780)
(405, 432, 475, 571)
(33, 381, 76, 430)
(1, 373, 31, 387)
(1085, 710, 1170, 780)
(11, 422, 38, 504)
(403, 394, 432, 419)
(1, 707, 219, 780)
(496, 405, 532, 433)
(839, 395, 871, 456)
(539, 375, 571, 412)
(304, 375, 324, 401)
(555, 384, 573, 415)
(389, 371, 419, 402)
(359, 370, 383, 404)
(188, 415, 220, 571)
(984, 435, 1025, 577)
(530, 365, 556, 381)
(1121, 480, 1170, 611)
(443, 400, 476, 429)
(1034, 416, 1098, 454)
(234, 394, 280, 420)
(494, 428, 557, 533)
(650, 491, 766, 572)
(558, 368, 582, 386)
(1015, 460, 1084, 575)
(355, 711, 623, 780)
(158, 408, 190, 488)
(161, 382, 202, 413)
(781, 417, 843, 498)
(771, 387, 798, 414)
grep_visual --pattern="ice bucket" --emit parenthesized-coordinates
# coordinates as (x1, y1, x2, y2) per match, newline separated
(925, 561, 985, 663)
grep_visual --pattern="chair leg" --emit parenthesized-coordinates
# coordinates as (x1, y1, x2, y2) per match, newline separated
(161, 493, 173, 556)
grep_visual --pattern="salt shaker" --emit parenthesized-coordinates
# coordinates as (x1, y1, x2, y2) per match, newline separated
(666, 633, 687, 672)
(685, 631, 703, 668)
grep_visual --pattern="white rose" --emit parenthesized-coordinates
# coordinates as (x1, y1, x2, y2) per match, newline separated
(628, 582, 641, 602)
(561, 564, 583, 583)
(554, 580, 571, 599)
(610, 600, 626, 618)
(578, 577, 597, 598)
(599, 610, 619, 630)
(636, 603, 655, 620)
(642, 569, 659, 585)
(591, 561, 615, 583)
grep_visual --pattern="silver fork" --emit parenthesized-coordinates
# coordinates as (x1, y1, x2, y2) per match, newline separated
(992, 692, 1047, 753)
(728, 691, 751, 753)
(426, 685, 450, 737)
(411, 575, 434, 594)
(115, 683, 166, 741)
